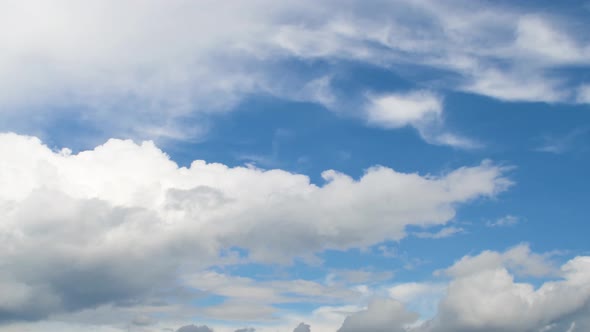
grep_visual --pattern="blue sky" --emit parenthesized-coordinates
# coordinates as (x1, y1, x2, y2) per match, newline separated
(0, 1, 590, 332)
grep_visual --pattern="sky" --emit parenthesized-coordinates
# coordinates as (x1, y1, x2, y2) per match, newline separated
(0, 1, 590, 332)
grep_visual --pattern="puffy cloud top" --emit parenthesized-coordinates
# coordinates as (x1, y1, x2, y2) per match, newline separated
(338, 298, 418, 332)
(293, 322, 311, 332)
(0, 132, 510, 321)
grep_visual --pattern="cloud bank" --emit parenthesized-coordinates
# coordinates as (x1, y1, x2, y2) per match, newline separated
(332, 246, 590, 332)
(0, 132, 510, 322)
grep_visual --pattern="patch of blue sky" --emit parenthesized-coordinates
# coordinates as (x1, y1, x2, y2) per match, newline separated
(28, 55, 590, 271)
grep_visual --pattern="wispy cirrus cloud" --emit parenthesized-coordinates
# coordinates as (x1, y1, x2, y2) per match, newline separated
(1, 0, 589, 143)
(486, 215, 521, 227)
(535, 127, 590, 154)
(413, 226, 465, 239)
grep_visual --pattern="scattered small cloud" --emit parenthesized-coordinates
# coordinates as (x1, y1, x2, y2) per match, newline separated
(441, 243, 558, 278)
(364, 91, 480, 149)
(576, 84, 590, 104)
(365, 91, 443, 129)
(300, 76, 336, 108)
(486, 215, 521, 227)
(377, 245, 398, 259)
(535, 127, 589, 154)
(413, 226, 465, 239)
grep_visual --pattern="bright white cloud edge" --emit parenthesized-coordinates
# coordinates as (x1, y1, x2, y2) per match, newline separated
(0, 132, 510, 323)
(1, 0, 589, 141)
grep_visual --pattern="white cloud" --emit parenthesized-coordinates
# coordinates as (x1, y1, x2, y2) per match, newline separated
(461, 68, 568, 103)
(388, 282, 447, 319)
(486, 215, 520, 227)
(203, 302, 277, 322)
(132, 314, 156, 327)
(0, 132, 510, 321)
(413, 226, 465, 239)
(1, 0, 589, 141)
(515, 15, 588, 64)
(442, 244, 558, 278)
(180, 270, 364, 319)
(364, 91, 479, 148)
(331, 247, 590, 332)
(422, 255, 590, 332)
(0, 321, 124, 332)
(2, 245, 589, 332)
(337, 298, 419, 332)
(365, 91, 443, 129)
(577, 84, 590, 104)
(389, 283, 445, 304)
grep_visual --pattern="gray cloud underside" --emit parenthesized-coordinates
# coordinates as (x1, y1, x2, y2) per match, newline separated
(0, 132, 509, 321)
(336, 247, 590, 332)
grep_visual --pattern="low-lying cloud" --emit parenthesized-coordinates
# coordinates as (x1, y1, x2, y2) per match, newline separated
(0, 132, 510, 321)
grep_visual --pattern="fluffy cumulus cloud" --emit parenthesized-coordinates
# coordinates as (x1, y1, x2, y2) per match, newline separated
(293, 323, 311, 332)
(365, 91, 443, 129)
(486, 215, 520, 227)
(327, 246, 590, 332)
(412, 226, 464, 239)
(329, 246, 590, 332)
(441, 244, 558, 278)
(1, 238, 589, 332)
(388, 282, 447, 319)
(337, 298, 418, 332)
(0, 132, 510, 322)
(1, 0, 589, 141)
(420, 253, 590, 332)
